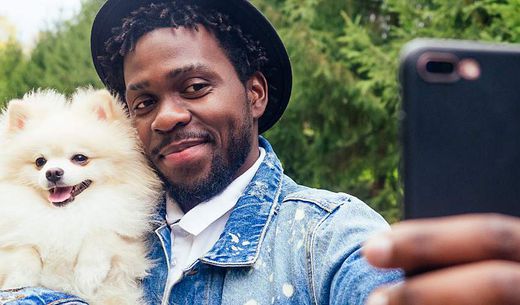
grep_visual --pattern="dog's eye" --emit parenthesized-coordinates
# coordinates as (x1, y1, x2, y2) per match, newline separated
(35, 157, 47, 168)
(71, 154, 89, 165)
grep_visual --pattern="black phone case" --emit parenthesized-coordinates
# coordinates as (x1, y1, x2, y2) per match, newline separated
(401, 39, 520, 218)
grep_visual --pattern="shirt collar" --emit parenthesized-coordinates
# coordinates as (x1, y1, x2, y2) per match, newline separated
(166, 147, 266, 237)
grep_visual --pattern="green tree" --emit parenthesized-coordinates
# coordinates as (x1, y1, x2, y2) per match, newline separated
(21, 0, 104, 95)
(259, 0, 520, 222)
(255, 0, 402, 222)
(0, 40, 29, 106)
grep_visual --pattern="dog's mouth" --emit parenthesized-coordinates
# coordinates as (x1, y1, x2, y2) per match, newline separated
(48, 180, 92, 207)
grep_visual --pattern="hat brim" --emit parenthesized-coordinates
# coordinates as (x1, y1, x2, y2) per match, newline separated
(90, 0, 292, 134)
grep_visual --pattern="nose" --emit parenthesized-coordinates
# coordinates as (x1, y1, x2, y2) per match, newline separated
(151, 98, 191, 133)
(46, 168, 64, 183)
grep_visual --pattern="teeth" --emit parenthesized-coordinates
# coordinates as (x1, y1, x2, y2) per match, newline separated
(71, 180, 92, 197)
(49, 180, 92, 200)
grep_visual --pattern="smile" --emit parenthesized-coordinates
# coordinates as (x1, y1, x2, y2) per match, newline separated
(159, 138, 208, 157)
(48, 180, 93, 207)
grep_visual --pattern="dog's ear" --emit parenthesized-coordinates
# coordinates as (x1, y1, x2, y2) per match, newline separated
(72, 88, 127, 122)
(6, 99, 31, 132)
(92, 90, 127, 122)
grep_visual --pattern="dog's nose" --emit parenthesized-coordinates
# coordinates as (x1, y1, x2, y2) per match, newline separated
(46, 168, 64, 183)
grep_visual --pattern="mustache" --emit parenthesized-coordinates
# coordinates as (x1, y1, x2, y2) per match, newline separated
(151, 130, 214, 157)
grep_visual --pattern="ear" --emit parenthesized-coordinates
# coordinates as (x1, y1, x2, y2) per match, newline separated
(246, 72, 269, 119)
(6, 99, 30, 132)
(91, 89, 127, 121)
(73, 88, 127, 122)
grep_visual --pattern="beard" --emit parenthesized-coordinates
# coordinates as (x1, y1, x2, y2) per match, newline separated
(158, 107, 253, 212)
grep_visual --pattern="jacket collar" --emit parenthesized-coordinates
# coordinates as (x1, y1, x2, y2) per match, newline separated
(200, 136, 284, 267)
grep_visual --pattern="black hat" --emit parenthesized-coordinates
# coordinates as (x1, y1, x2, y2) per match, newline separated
(90, 0, 292, 133)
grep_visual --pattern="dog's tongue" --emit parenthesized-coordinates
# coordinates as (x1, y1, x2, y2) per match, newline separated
(48, 187, 73, 203)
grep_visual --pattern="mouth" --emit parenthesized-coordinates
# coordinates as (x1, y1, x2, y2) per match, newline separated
(48, 180, 92, 207)
(159, 138, 209, 158)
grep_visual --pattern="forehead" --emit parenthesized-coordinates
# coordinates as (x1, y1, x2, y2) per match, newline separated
(122, 26, 235, 87)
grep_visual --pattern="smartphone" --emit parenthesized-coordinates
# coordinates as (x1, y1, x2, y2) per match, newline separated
(400, 38, 520, 219)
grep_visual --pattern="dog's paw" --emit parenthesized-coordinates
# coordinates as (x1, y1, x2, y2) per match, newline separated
(73, 259, 111, 296)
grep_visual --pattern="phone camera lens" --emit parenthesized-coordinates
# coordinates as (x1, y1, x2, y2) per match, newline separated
(417, 52, 460, 83)
(426, 61, 455, 74)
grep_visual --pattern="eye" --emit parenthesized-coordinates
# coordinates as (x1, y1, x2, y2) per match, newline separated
(71, 154, 89, 165)
(182, 80, 211, 99)
(134, 98, 156, 110)
(185, 83, 209, 93)
(35, 157, 47, 168)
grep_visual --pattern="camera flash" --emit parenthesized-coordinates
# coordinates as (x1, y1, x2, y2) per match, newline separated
(458, 58, 480, 80)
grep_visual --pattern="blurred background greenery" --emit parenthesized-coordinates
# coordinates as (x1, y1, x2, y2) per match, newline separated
(1, 0, 519, 222)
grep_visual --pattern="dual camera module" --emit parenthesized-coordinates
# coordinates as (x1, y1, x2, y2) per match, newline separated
(417, 52, 481, 83)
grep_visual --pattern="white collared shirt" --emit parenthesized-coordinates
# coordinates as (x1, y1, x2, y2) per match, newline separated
(165, 147, 266, 287)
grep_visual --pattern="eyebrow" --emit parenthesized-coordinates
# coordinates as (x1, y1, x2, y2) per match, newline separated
(126, 64, 214, 92)
(167, 64, 212, 79)
(128, 81, 150, 91)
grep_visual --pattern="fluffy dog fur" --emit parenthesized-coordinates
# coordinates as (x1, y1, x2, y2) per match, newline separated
(0, 88, 161, 305)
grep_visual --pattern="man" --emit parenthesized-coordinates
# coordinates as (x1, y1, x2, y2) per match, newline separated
(2, 0, 519, 304)
(92, 0, 400, 305)
(90, 0, 401, 304)
(89, 1, 520, 305)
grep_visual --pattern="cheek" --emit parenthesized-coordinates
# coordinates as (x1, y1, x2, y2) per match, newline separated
(19, 165, 41, 186)
(63, 164, 88, 182)
(207, 101, 247, 127)
(82, 160, 110, 183)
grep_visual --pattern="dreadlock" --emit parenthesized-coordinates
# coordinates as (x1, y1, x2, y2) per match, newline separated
(98, 1, 269, 100)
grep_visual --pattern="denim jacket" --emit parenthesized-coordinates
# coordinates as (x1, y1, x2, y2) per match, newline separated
(1, 137, 402, 304)
(143, 137, 402, 305)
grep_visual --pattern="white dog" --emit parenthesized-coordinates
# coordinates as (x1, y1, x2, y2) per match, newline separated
(0, 88, 162, 305)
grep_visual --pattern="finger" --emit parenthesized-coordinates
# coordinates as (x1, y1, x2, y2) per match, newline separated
(366, 261, 520, 305)
(363, 214, 520, 271)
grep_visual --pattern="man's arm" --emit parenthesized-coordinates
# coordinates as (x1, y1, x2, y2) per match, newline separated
(363, 214, 520, 305)
(308, 194, 403, 305)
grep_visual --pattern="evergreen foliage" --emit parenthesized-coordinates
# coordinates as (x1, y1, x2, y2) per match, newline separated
(257, 0, 520, 222)
(1, 0, 519, 222)
(0, 40, 28, 102)
(0, 0, 104, 108)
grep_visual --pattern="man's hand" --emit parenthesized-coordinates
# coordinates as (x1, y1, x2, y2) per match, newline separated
(362, 214, 520, 305)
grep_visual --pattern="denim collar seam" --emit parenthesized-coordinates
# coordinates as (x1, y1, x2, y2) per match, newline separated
(154, 224, 171, 270)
